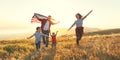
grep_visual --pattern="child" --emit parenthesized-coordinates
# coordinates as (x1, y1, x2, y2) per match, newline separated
(68, 10, 92, 45)
(27, 27, 49, 51)
(50, 31, 58, 49)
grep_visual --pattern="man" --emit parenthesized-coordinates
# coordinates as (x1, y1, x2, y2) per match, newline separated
(42, 15, 59, 48)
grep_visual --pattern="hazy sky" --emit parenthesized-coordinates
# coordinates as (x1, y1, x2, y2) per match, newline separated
(0, 0, 120, 30)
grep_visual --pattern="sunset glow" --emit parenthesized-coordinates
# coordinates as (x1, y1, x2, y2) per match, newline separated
(0, 0, 120, 35)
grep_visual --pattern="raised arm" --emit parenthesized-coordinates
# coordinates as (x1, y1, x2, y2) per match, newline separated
(68, 21, 76, 31)
(55, 31, 58, 35)
(82, 10, 93, 20)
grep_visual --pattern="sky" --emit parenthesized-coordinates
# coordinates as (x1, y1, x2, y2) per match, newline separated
(0, 0, 120, 31)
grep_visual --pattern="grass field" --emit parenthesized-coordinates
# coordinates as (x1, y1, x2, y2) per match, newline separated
(0, 29, 120, 60)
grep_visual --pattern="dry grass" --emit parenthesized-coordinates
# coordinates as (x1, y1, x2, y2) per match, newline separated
(0, 33, 120, 60)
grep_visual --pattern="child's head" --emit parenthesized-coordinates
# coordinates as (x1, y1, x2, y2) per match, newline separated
(36, 27, 41, 31)
(52, 32, 55, 35)
(75, 13, 82, 19)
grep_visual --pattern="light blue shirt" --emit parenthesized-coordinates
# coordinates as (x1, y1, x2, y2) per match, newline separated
(32, 32, 45, 43)
(75, 19, 84, 27)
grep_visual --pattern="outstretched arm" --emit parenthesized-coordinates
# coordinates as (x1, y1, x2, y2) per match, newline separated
(51, 19, 60, 25)
(68, 21, 76, 31)
(82, 10, 93, 20)
(27, 34, 34, 39)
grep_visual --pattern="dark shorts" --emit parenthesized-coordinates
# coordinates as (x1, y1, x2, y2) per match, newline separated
(75, 27, 84, 36)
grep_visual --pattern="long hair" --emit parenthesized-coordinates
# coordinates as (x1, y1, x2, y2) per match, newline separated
(76, 13, 83, 19)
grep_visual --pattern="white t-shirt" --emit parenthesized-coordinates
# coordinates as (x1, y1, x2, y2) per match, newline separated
(43, 21, 50, 30)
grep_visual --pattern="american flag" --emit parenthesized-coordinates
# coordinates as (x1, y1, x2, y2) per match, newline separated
(31, 13, 47, 23)
(31, 18, 41, 23)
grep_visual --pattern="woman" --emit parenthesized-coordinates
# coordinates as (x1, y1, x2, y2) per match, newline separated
(68, 10, 92, 45)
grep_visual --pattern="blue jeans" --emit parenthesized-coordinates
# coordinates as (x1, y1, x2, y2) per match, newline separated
(36, 41, 41, 50)
(42, 30, 49, 47)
